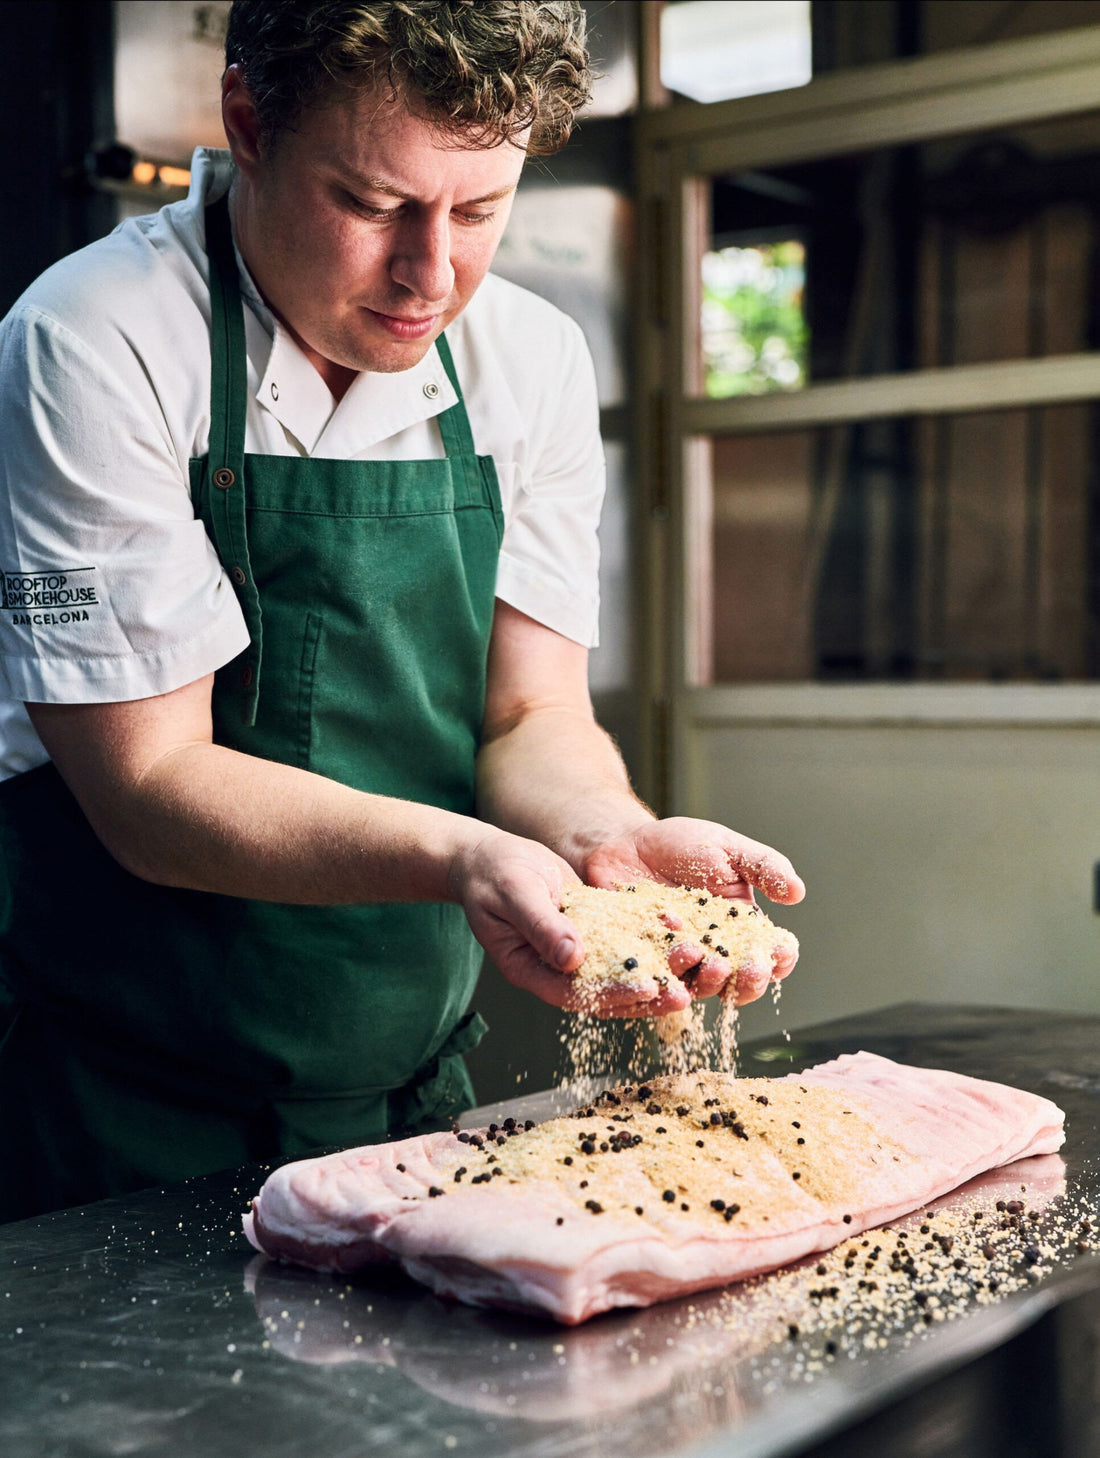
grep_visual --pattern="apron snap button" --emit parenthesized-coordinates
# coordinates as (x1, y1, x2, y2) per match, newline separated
(423, 381, 439, 400)
(213, 466, 235, 489)
(231, 565, 247, 585)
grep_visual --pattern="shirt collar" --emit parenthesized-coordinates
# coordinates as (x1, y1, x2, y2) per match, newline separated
(188, 147, 460, 456)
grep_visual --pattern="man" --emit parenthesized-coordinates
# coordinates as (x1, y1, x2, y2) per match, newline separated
(0, 0, 803, 1221)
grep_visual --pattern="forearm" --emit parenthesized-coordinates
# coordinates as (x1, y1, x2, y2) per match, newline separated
(81, 740, 488, 904)
(476, 705, 654, 874)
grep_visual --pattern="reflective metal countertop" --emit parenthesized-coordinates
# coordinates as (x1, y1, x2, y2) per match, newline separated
(1, 1002, 1098, 1458)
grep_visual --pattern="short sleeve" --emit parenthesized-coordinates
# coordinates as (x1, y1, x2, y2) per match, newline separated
(493, 317, 605, 647)
(0, 306, 250, 703)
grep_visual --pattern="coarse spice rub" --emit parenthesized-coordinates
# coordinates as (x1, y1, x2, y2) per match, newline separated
(688, 1154, 1092, 1366)
(558, 882, 798, 997)
(440, 1073, 902, 1228)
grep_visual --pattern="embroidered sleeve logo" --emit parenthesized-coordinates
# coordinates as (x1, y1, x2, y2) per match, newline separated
(1, 567, 99, 626)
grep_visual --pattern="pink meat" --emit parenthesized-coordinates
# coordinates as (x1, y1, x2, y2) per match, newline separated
(244, 1052, 1064, 1325)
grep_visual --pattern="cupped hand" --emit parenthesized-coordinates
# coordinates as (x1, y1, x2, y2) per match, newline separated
(448, 829, 680, 1017)
(584, 816, 805, 1008)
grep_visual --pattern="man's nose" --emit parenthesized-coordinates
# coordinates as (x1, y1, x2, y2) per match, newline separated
(391, 214, 455, 304)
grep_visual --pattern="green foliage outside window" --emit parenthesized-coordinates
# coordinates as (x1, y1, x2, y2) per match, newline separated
(701, 240, 808, 398)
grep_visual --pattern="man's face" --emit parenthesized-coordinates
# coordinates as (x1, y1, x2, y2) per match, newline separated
(226, 74, 528, 377)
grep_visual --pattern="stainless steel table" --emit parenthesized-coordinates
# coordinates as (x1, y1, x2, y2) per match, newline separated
(1, 1003, 1098, 1458)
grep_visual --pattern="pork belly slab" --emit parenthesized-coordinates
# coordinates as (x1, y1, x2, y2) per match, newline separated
(243, 1052, 1064, 1325)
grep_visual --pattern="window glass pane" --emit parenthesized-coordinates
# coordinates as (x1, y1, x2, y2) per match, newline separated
(695, 111, 1100, 393)
(702, 239, 807, 397)
(661, 0, 812, 105)
(696, 406, 1098, 684)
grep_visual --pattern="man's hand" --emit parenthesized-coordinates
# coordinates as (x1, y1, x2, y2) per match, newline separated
(447, 830, 672, 1017)
(584, 817, 805, 1007)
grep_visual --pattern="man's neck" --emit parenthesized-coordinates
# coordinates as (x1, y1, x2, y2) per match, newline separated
(295, 344, 359, 404)
(227, 182, 359, 404)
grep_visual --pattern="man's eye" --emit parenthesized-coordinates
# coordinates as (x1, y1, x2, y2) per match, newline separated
(456, 210, 495, 226)
(347, 194, 398, 219)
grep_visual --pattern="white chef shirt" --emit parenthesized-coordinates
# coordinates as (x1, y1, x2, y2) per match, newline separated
(0, 149, 605, 781)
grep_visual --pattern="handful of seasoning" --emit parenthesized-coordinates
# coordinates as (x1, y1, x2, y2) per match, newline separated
(558, 880, 797, 1004)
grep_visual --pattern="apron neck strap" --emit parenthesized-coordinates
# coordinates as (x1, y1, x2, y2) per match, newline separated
(203, 192, 263, 726)
(433, 334, 477, 457)
(204, 193, 248, 479)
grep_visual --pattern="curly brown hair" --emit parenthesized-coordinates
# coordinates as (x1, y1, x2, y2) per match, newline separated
(225, 1, 592, 156)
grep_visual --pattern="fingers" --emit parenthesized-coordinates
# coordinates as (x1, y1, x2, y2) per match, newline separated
(666, 925, 799, 1007)
(701, 835, 803, 905)
(728, 960, 772, 1006)
(723, 842, 805, 905)
(490, 934, 691, 1019)
(771, 929, 800, 983)
(667, 942, 728, 998)
(455, 835, 585, 973)
(620, 817, 805, 906)
(482, 899, 583, 974)
(592, 983, 691, 1020)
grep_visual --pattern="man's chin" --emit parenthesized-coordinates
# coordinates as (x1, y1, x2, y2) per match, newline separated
(343, 330, 440, 375)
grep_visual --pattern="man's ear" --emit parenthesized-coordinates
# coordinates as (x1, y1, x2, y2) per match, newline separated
(222, 63, 264, 176)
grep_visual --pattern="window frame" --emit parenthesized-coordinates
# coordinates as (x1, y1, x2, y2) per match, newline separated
(633, 21, 1100, 805)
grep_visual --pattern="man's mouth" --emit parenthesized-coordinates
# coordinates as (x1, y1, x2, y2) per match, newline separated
(366, 309, 440, 340)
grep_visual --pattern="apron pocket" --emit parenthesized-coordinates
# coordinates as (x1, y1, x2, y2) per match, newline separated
(296, 612, 324, 770)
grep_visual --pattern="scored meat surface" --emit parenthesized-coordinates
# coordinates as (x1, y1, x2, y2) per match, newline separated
(243, 1052, 1064, 1325)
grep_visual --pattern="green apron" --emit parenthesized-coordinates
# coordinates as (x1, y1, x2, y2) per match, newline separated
(0, 193, 502, 1222)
